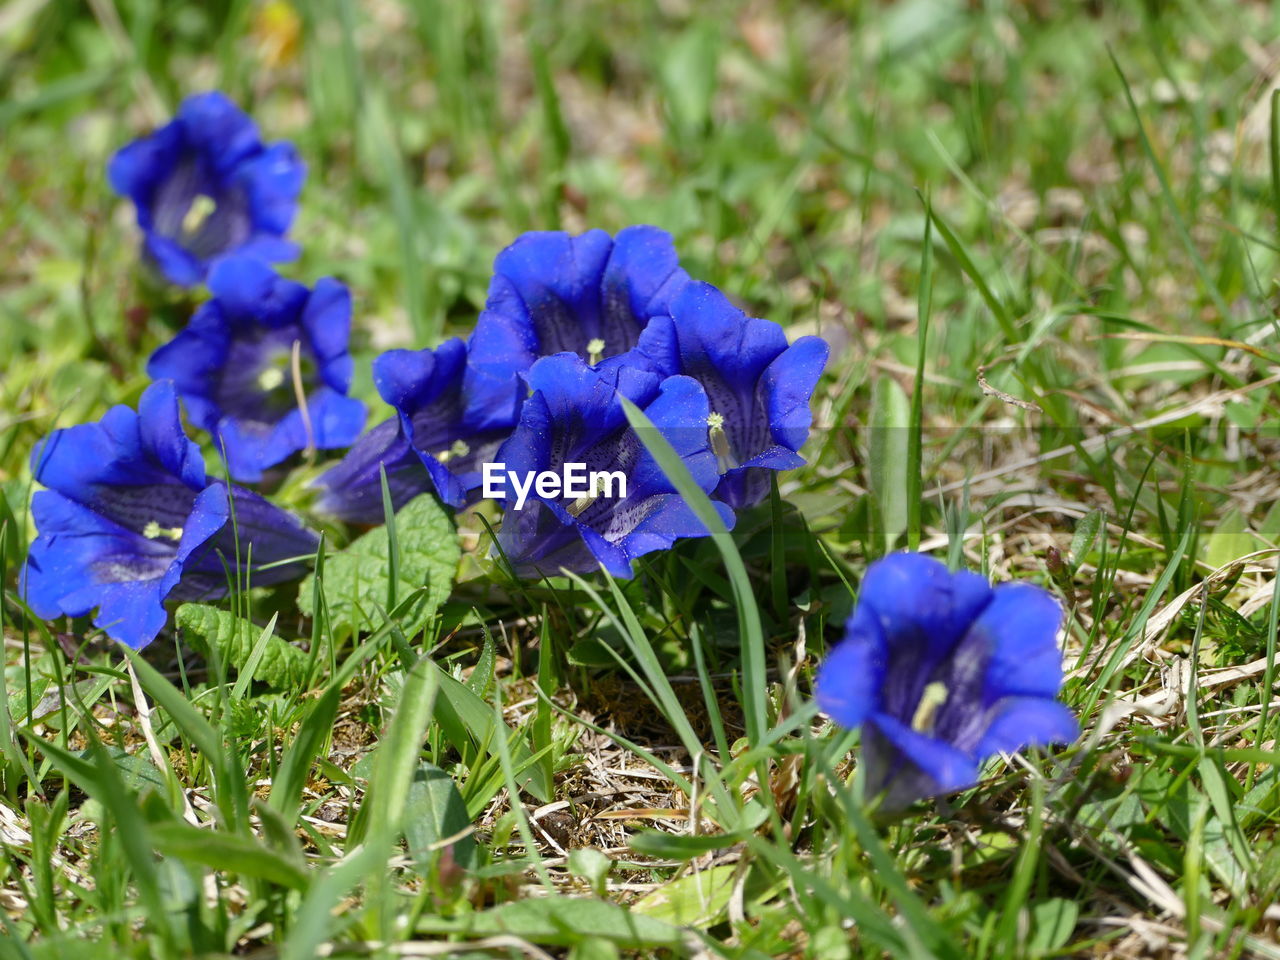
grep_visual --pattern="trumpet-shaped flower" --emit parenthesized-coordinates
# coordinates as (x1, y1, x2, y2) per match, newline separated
(466, 226, 690, 415)
(309, 417, 432, 525)
(636, 282, 828, 509)
(815, 553, 1077, 809)
(493, 352, 733, 578)
(22, 382, 320, 649)
(107, 91, 304, 286)
(372, 337, 525, 510)
(147, 257, 366, 482)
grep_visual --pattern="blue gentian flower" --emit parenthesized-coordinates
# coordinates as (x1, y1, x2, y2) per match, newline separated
(147, 257, 366, 482)
(22, 382, 320, 649)
(815, 553, 1077, 809)
(107, 91, 305, 287)
(371, 337, 525, 510)
(636, 282, 828, 509)
(310, 336, 526, 520)
(492, 352, 733, 578)
(309, 417, 432, 525)
(466, 226, 690, 416)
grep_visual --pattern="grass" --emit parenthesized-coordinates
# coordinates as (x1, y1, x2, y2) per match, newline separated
(3, 0, 1280, 957)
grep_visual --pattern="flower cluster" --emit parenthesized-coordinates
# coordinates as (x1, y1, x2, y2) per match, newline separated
(24, 92, 1075, 809)
(314, 227, 830, 577)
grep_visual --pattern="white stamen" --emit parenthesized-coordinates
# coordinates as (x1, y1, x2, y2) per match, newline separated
(586, 338, 606, 365)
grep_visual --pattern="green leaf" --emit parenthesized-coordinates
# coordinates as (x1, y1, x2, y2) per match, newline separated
(402, 762, 477, 871)
(149, 821, 309, 890)
(415, 897, 689, 949)
(1069, 508, 1105, 574)
(628, 828, 751, 860)
(1029, 898, 1079, 955)
(176, 603, 310, 690)
(429, 661, 552, 804)
(297, 494, 459, 640)
(633, 864, 736, 929)
(868, 375, 910, 552)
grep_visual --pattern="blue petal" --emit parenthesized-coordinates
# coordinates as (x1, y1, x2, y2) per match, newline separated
(207, 256, 309, 325)
(868, 713, 981, 802)
(495, 499, 597, 577)
(613, 495, 735, 568)
(311, 418, 432, 525)
(976, 697, 1078, 758)
(180, 483, 318, 597)
(761, 335, 828, 453)
(858, 553, 994, 665)
(307, 387, 367, 450)
(176, 91, 262, 174)
(144, 232, 206, 286)
(815, 606, 888, 730)
(968, 583, 1067, 702)
(602, 225, 691, 327)
(302, 278, 355, 391)
(235, 141, 305, 234)
(22, 492, 165, 620)
(137, 381, 207, 489)
(228, 236, 300, 265)
(146, 311, 232, 436)
(491, 229, 615, 356)
(619, 373, 720, 499)
(107, 121, 183, 202)
(374, 340, 465, 412)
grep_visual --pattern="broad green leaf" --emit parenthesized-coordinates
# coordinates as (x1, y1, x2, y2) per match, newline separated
(402, 762, 477, 871)
(298, 493, 459, 640)
(176, 603, 310, 689)
(1029, 898, 1078, 955)
(633, 864, 735, 928)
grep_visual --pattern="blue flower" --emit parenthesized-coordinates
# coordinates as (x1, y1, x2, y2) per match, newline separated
(147, 257, 366, 482)
(22, 382, 320, 649)
(815, 553, 1077, 809)
(491, 352, 733, 578)
(636, 282, 828, 509)
(371, 337, 526, 510)
(466, 226, 690, 416)
(107, 91, 305, 287)
(309, 417, 432, 525)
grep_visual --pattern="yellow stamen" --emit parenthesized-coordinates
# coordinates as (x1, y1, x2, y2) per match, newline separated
(586, 338, 606, 365)
(707, 411, 736, 472)
(142, 521, 184, 542)
(182, 194, 217, 235)
(911, 681, 949, 735)
(567, 475, 603, 517)
(257, 366, 287, 391)
(436, 439, 471, 464)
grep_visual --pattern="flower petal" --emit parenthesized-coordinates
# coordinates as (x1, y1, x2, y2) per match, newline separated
(968, 583, 1066, 702)
(977, 697, 1078, 758)
(868, 713, 981, 804)
(815, 606, 888, 730)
